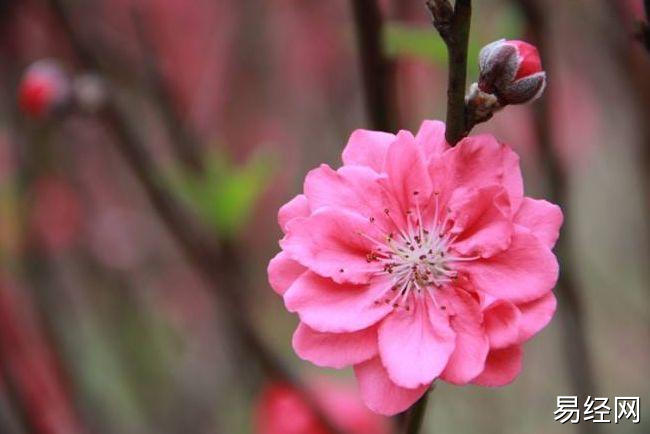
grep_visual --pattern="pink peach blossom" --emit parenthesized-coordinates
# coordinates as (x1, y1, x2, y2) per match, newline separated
(268, 120, 562, 415)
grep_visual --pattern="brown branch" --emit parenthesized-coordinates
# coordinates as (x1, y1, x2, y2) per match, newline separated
(517, 4, 600, 434)
(351, 0, 397, 131)
(426, 0, 472, 145)
(46, 1, 341, 432)
(130, 6, 204, 172)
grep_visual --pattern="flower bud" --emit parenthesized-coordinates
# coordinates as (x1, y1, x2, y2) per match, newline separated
(478, 39, 546, 105)
(18, 59, 71, 119)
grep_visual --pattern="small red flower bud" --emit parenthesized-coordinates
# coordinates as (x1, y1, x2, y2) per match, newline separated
(478, 39, 546, 105)
(18, 60, 70, 119)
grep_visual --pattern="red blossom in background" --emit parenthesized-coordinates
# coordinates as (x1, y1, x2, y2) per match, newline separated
(18, 59, 70, 118)
(255, 380, 392, 434)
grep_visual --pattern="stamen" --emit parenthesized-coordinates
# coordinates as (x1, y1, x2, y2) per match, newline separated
(368, 192, 479, 313)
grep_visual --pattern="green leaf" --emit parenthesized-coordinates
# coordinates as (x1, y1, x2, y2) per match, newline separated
(383, 23, 447, 64)
(167, 149, 275, 238)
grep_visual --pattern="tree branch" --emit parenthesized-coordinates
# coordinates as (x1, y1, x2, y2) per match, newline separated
(351, 0, 397, 131)
(426, 0, 472, 145)
(130, 6, 204, 171)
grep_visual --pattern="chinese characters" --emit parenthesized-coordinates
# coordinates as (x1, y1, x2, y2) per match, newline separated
(554, 396, 640, 424)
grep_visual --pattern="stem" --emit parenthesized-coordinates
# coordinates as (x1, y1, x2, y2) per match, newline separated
(517, 3, 600, 434)
(444, 0, 471, 145)
(403, 389, 430, 434)
(426, 0, 472, 146)
(351, 0, 397, 131)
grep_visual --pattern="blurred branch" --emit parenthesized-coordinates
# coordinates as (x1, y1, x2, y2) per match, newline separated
(425, 0, 472, 145)
(351, 0, 397, 131)
(630, 0, 650, 267)
(0, 350, 30, 433)
(517, 4, 600, 434)
(130, 6, 204, 172)
(46, 0, 341, 432)
(639, 0, 650, 50)
(0, 277, 86, 434)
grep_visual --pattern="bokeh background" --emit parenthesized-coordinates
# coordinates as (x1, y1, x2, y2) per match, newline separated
(0, 0, 648, 433)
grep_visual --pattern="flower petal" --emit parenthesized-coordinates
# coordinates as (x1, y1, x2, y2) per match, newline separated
(278, 194, 310, 233)
(517, 292, 557, 342)
(304, 165, 392, 230)
(280, 207, 382, 284)
(438, 288, 490, 385)
(448, 186, 513, 258)
(472, 345, 523, 387)
(378, 298, 455, 389)
(514, 197, 563, 248)
(267, 251, 306, 295)
(414, 120, 448, 158)
(382, 130, 433, 214)
(443, 134, 524, 211)
(457, 228, 559, 303)
(283, 271, 392, 333)
(292, 322, 378, 369)
(354, 357, 430, 416)
(483, 300, 521, 349)
(342, 129, 396, 172)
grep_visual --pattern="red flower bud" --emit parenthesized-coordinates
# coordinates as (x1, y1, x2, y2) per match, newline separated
(478, 39, 546, 105)
(18, 60, 70, 118)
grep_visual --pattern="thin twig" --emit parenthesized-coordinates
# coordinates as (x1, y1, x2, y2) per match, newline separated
(517, 4, 600, 434)
(403, 388, 431, 434)
(46, 0, 341, 432)
(426, 0, 472, 145)
(351, 0, 397, 131)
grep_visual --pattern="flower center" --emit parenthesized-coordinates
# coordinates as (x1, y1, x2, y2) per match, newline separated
(362, 192, 476, 311)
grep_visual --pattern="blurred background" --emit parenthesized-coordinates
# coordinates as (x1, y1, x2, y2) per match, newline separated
(0, 0, 648, 433)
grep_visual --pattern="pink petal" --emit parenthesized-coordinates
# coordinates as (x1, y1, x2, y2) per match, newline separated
(382, 130, 433, 214)
(414, 120, 448, 157)
(514, 197, 563, 248)
(517, 292, 557, 342)
(483, 300, 521, 349)
(472, 345, 523, 387)
(443, 134, 524, 211)
(457, 228, 559, 303)
(304, 165, 392, 231)
(342, 129, 396, 172)
(292, 322, 378, 369)
(438, 288, 490, 385)
(448, 186, 513, 258)
(267, 251, 307, 295)
(278, 194, 310, 233)
(283, 271, 392, 333)
(354, 357, 430, 416)
(280, 207, 382, 284)
(378, 298, 455, 389)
